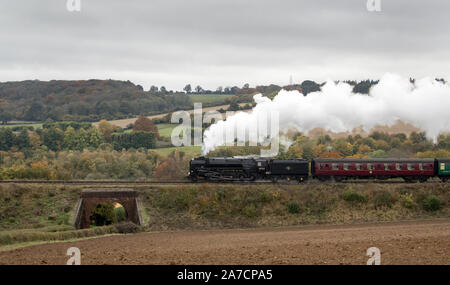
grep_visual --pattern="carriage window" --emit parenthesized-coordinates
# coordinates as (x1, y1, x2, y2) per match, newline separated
(367, 163, 374, 170)
(332, 163, 339, 170)
(343, 163, 349, 170)
(355, 163, 362, 170)
(419, 163, 423, 171)
(407, 163, 415, 170)
(396, 163, 402, 170)
(320, 163, 328, 170)
(384, 163, 390, 170)
(441, 163, 445, 170)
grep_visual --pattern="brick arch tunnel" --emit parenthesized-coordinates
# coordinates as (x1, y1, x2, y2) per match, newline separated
(74, 189, 143, 229)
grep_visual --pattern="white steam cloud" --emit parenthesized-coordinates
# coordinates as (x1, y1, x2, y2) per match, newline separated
(202, 73, 450, 155)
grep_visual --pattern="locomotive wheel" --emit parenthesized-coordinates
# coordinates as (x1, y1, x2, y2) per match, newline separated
(238, 174, 247, 181)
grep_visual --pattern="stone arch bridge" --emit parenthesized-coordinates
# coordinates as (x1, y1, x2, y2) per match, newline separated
(74, 188, 142, 229)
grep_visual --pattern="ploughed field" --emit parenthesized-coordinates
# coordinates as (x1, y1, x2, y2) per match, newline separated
(1, 219, 449, 265)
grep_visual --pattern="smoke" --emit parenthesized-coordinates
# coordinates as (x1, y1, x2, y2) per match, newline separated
(202, 73, 450, 155)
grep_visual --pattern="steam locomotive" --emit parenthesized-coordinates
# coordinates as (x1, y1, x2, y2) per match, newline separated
(188, 157, 450, 183)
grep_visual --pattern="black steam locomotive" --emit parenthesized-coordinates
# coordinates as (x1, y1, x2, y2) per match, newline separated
(188, 157, 309, 182)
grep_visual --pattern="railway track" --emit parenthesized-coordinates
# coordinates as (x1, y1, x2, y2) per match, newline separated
(0, 180, 189, 185)
(0, 179, 445, 186)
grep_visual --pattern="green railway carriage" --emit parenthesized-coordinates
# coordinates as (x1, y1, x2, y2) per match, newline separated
(437, 158, 450, 182)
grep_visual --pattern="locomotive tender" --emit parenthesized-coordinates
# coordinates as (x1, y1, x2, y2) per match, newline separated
(189, 157, 450, 183)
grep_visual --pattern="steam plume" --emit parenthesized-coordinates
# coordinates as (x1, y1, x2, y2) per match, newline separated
(202, 73, 450, 155)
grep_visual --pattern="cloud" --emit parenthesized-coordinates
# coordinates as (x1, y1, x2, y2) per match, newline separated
(0, 0, 449, 90)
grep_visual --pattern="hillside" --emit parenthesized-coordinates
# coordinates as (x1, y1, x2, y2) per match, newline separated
(0, 79, 382, 124)
(0, 80, 191, 122)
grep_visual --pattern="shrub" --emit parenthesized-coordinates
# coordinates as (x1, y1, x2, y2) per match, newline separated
(400, 193, 416, 209)
(272, 192, 281, 200)
(153, 150, 188, 180)
(114, 206, 127, 222)
(114, 221, 140, 234)
(373, 191, 395, 209)
(215, 189, 226, 201)
(90, 202, 116, 226)
(422, 195, 442, 212)
(244, 204, 258, 218)
(342, 191, 367, 204)
(287, 200, 300, 214)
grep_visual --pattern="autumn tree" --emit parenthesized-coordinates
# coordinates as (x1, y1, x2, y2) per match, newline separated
(154, 150, 187, 179)
(28, 131, 42, 150)
(98, 120, 118, 141)
(286, 144, 303, 159)
(86, 127, 104, 148)
(16, 129, 31, 150)
(132, 115, 160, 139)
(63, 126, 77, 150)
(42, 127, 64, 151)
(319, 151, 342, 158)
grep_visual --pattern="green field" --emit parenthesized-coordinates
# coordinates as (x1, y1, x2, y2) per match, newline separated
(157, 124, 203, 138)
(124, 124, 175, 136)
(157, 124, 177, 138)
(188, 94, 235, 105)
(2, 121, 43, 129)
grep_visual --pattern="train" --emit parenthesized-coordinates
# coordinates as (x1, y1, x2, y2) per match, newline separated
(188, 157, 450, 183)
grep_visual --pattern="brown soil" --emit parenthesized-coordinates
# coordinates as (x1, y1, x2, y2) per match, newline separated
(1, 219, 449, 265)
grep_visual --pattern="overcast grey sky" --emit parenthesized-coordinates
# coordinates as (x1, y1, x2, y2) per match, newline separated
(0, 0, 449, 90)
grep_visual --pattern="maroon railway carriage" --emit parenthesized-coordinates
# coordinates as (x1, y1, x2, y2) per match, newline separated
(311, 158, 435, 182)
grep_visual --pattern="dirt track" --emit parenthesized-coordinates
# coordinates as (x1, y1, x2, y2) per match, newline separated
(1, 219, 450, 265)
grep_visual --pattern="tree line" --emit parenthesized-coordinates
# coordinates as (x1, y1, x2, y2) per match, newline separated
(0, 78, 397, 124)
(0, 117, 160, 153)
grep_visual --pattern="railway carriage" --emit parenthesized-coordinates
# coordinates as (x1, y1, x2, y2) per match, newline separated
(311, 158, 435, 182)
(437, 158, 450, 182)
